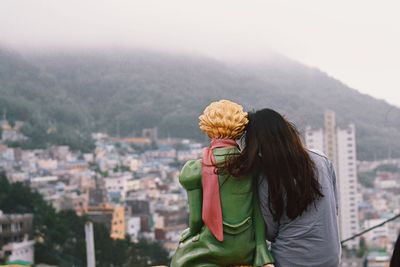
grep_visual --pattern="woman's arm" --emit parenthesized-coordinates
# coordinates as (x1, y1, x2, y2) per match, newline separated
(253, 188, 275, 266)
(257, 176, 279, 241)
(327, 160, 339, 215)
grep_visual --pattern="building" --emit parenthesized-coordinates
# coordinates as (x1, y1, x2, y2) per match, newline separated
(374, 172, 400, 189)
(104, 173, 135, 201)
(3, 238, 35, 265)
(0, 211, 34, 264)
(125, 199, 152, 232)
(126, 217, 141, 242)
(0, 116, 27, 143)
(363, 219, 390, 249)
(110, 206, 125, 240)
(154, 209, 187, 252)
(114, 137, 152, 148)
(88, 179, 108, 207)
(86, 204, 114, 230)
(142, 128, 158, 142)
(305, 110, 359, 249)
(50, 146, 71, 161)
(339, 256, 364, 267)
(366, 250, 390, 267)
(0, 212, 33, 246)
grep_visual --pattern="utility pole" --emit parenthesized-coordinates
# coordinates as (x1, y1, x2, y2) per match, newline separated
(85, 222, 96, 267)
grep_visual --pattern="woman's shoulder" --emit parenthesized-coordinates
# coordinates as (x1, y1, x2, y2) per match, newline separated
(307, 148, 328, 159)
(306, 149, 331, 168)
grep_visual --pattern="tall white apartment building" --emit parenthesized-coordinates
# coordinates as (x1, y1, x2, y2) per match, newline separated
(305, 111, 359, 249)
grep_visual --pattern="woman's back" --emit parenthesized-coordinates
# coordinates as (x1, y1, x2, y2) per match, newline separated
(258, 149, 341, 267)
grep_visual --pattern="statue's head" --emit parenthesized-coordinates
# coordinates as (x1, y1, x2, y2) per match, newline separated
(199, 99, 248, 139)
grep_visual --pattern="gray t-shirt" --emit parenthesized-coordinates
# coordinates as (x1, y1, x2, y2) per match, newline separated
(258, 149, 341, 267)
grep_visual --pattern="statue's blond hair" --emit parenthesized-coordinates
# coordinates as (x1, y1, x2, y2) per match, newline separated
(199, 99, 248, 139)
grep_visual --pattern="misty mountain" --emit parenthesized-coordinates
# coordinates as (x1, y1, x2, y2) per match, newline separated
(0, 48, 399, 160)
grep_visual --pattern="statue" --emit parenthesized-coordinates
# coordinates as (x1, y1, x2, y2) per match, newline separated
(170, 100, 275, 267)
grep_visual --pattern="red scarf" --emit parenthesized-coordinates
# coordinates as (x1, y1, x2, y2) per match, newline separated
(202, 138, 238, 242)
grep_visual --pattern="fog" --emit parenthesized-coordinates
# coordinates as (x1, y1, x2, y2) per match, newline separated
(1, 0, 400, 106)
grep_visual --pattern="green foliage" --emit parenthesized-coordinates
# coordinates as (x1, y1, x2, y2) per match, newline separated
(1, 49, 400, 160)
(113, 164, 131, 173)
(127, 239, 170, 267)
(90, 163, 109, 177)
(357, 237, 367, 258)
(0, 172, 170, 266)
(358, 164, 399, 188)
(358, 171, 376, 188)
(375, 164, 399, 173)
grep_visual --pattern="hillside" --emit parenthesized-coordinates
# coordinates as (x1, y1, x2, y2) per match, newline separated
(0, 48, 399, 160)
(0, 49, 93, 151)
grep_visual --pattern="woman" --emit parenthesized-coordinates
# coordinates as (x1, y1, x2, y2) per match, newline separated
(224, 108, 341, 267)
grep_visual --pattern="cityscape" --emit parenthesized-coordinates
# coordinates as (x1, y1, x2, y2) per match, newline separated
(0, 110, 399, 266)
(1, 1, 400, 266)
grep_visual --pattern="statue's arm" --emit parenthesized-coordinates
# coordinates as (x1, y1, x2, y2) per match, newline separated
(253, 190, 275, 266)
(179, 160, 203, 242)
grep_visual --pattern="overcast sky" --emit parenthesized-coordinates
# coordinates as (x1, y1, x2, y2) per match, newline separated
(1, 0, 399, 106)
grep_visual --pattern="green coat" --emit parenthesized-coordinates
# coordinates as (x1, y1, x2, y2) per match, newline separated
(170, 147, 274, 267)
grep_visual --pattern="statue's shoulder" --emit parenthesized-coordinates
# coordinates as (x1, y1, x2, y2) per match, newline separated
(179, 159, 202, 190)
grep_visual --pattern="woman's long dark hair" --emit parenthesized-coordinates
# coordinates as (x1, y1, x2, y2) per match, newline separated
(224, 108, 323, 221)
(391, 234, 400, 267)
